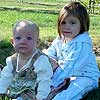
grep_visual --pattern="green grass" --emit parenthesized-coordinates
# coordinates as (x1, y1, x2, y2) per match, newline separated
(90, 15, 100, 35)
(0, 11, 57, 40)
(0, 11, 100, 39)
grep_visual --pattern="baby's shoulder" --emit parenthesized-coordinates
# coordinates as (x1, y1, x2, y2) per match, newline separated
(6, 54, 16, 63)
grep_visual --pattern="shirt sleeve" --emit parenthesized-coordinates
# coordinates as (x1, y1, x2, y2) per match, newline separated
(34, 55, 53, 100)
(0, 57, 13, 93)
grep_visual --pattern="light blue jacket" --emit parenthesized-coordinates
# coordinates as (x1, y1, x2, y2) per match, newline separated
(45, 32, 100, 87)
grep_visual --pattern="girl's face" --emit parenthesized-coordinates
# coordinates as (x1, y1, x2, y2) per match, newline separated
(61, 15, 81, 40)
(11, 27, 38, 56)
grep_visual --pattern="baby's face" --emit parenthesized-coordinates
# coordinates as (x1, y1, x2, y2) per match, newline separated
(12, 22, 38, 56)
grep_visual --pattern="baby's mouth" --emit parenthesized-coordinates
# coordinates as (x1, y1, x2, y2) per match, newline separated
(19, 47, 27, 49)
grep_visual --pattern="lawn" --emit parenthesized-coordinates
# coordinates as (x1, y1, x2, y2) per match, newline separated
(0, 0, 100, 100)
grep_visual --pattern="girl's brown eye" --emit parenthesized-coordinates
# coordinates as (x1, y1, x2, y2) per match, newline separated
(70, 21, 76, 25)
(62, 21, 66, 24)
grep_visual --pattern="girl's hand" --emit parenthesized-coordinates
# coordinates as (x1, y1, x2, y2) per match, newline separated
(50, 58, 59, 70)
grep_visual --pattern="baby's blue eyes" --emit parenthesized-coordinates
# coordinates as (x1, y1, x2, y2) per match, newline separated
(15, 37, 33, 40)
(27, 37, 32, 40)
(15, 37, 21, 40)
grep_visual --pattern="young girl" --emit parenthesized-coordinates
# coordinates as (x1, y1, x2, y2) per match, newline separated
(0, 20, 53, 100)
(44, 2, 100, 100)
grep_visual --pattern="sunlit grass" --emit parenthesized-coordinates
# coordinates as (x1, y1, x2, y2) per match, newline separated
(0, 10, 57, 40)
(90, 14, 100, 35)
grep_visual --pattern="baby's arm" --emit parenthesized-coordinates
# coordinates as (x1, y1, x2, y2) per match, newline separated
(34, 55, 53, 100)
(0, 57, 13, 94)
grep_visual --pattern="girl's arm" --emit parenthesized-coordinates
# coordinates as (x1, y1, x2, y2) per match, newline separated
(49, 58, 59, 71)
(58, 42, 97, 77)
(43, 37, 59, 60)
(43, 37, 61, 70)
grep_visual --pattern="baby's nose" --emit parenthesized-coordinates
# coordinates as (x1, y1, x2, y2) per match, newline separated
(21, 38, 27, 43)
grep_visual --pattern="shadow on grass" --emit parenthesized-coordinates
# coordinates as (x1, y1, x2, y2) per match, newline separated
(81, 81, 100, 100)
(0, 40, 14, 65)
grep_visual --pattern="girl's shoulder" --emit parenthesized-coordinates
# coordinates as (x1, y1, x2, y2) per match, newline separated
(51, 36, 62, 45)
(71, 32, 92, 45)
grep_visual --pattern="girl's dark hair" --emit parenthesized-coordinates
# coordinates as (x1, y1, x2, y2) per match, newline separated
(58, 2, 90, 38)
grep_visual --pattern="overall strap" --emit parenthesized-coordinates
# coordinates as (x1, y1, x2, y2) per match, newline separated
(30, 50, 43, 66)
(11, 53, 17, 75)
(11, 50, 45, 74)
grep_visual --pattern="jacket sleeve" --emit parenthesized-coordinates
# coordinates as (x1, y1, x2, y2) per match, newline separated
(0, 57, 13, 93)
(58, 42, 97, 77)
(43, 37, 60, 60)
(34, 55, 53, 100)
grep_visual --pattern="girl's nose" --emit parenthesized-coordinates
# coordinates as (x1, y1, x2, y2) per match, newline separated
(63, 23, 69, 29)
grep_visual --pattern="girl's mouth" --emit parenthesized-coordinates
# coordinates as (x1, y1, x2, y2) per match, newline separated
(63, 31, 70, 34)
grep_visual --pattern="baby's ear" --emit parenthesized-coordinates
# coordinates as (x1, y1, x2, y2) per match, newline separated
(10, 38, 14, 45)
